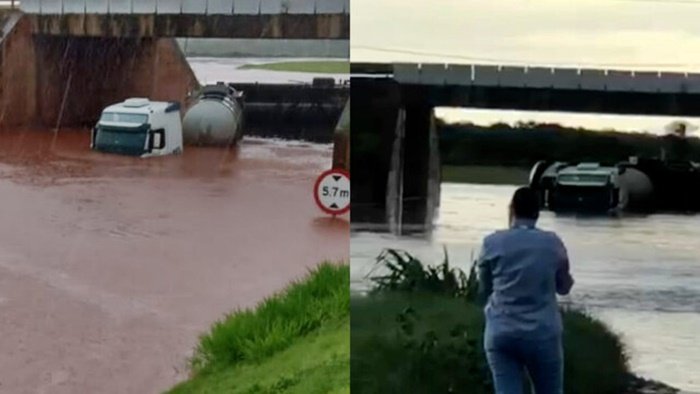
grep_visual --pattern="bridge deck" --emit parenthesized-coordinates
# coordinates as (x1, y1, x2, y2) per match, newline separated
(20, 0, 348, 15)
(20, 0, 349, 38)
(352, 62, 700, 94)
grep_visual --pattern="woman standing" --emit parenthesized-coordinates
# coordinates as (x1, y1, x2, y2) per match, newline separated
(478, 187, 574, 394)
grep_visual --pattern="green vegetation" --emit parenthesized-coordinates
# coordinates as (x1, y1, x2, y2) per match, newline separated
(439, 120, 700, 168)
(442, 165, 530, 185)
(170, 320, 349, 394)
(239, 61, 349, 74)
(170, 263, 350, 394)
(351, 250, 630, 394)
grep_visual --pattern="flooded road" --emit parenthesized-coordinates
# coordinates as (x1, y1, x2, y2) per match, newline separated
(0, 129, 348, 393)
(351, 183, 700, 391)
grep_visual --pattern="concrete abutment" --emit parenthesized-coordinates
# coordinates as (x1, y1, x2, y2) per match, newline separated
(1, 14, 198, 129)
(351, 78, 441, 233)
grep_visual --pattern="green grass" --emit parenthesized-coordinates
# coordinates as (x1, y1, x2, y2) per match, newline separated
(170, 319, 349, 394)
(351, 292, 491, 394)
(441, 165, 530, 185)
(351, 249, 630, 394)
(351, 293, 629, 394)
(239, 61, 349, 74)
(168, 262, 350, 393)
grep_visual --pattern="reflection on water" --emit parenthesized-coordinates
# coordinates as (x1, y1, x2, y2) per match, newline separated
(351, 183, 700, 391)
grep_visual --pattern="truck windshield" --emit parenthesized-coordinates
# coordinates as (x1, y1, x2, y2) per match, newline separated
(557, 173, 610, 185)
(100, 112, 148, 124)
(94, 125, 149, 156)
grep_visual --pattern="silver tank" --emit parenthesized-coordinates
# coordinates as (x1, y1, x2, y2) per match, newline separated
(182, 83, 244, 146)
(617, 166, 654, 209)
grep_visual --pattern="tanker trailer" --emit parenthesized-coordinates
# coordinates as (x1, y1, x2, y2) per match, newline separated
(616, 161, 655, 212)
(182, 83, 244, 146)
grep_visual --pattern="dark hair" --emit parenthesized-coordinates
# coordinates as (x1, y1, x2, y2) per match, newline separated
(511, 187, 540, 220)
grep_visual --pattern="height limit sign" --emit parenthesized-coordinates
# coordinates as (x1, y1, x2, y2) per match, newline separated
(314, 169, 350, 216)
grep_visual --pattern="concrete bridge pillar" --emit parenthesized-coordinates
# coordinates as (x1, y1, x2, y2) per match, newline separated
(34, 36, 198, 128)
(351, 78, 441, 233)
(399, 102, 440, 233)
(426, 110, 441, 228)
(0, 15, 198, 130)
(350, 78, 402, 228)
(385, 106, 405, 234)
(0, 14, 37, 127)
(332, 99, 350, 171)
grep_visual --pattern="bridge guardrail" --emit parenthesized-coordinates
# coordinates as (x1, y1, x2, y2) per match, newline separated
(390, 63, 700, 94)
(0, 1, 19, 10)
(20, 0, 349, 15)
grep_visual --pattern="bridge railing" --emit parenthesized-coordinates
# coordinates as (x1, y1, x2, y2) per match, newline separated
(390, 63, 700, 94)
(19, 0, 349, 14)
(0, 1, 19, 10)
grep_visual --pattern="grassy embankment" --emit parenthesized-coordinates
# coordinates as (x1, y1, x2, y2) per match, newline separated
(169, 263, 350, 394)
(239, 61, 349, 74)
(351, 250, 630, 394)
(441, 165, 530, 185)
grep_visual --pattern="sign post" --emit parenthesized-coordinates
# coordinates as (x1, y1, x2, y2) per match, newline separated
(314, 169, 350, 216)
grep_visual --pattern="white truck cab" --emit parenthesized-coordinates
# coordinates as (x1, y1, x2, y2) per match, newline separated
(91, 98, 183, 157)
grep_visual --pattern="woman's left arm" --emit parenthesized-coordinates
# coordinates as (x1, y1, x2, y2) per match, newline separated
(477, 236, 495, 304)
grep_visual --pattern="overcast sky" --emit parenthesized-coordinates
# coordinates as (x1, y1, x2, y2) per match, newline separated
(351, 0, 700, 133)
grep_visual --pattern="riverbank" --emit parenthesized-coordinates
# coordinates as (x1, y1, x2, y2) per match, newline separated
(350, 250, 679, 394)
(177, 38, 348, 58)
(441, 165, 529, 185)
(239, 60, 349, 74)
(352, 182, 700, 391)
(169, 263, 350, 393)
(186, 57, 349, 85)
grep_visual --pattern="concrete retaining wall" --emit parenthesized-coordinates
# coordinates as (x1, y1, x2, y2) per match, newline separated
(0, 13, 198, 129)
(0, 13, 37, 127)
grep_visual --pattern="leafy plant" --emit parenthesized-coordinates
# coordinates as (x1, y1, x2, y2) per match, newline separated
(366, 247, 477, 299)
(394, 306, 492, 393)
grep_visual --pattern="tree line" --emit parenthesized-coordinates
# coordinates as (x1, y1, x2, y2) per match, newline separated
(438, 120, 700, 168)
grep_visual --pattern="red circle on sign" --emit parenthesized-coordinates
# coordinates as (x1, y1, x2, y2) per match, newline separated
(314, 168, 351, 216)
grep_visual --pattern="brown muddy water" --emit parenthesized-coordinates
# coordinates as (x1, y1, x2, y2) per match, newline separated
(0, 129, 348, 393)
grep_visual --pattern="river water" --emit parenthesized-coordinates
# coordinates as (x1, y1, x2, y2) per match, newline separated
(351, 182, 700, 391)
(0, 59, 347, 393)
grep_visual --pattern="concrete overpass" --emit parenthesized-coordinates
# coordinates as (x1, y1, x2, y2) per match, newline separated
(351, 62, 700, 233)
(0, 0, 348, 130)
(21, 0, 349, 39)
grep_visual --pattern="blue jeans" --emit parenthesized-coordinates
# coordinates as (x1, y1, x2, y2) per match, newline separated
(484, 332, 563, 394)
